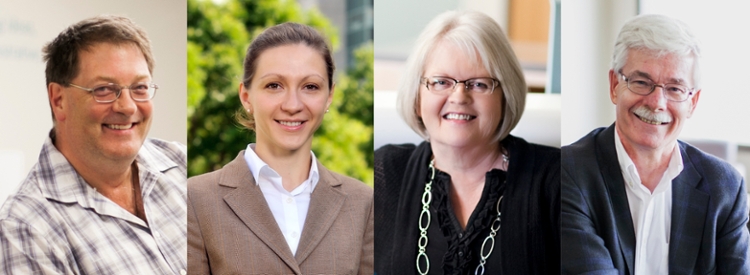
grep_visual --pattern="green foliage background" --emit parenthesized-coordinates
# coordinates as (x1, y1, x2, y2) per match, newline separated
(187, 0, 374, 185)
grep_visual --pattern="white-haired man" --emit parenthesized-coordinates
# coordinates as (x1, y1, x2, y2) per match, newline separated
(562, 14, 749, 274)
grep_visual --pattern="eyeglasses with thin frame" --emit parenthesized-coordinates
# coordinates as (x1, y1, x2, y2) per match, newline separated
(618, 72, 694, 102)
(421, 76, 500, 95)
(67, 82, 158, 103)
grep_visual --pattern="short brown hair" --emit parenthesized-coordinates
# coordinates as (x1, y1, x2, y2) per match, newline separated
(43, 15, 155, 87)
(236, 22, 334, 130)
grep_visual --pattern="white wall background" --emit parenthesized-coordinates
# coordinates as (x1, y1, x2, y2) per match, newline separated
(0, 0, 186, 202)
(560, 0, 636, 145)
(562, 0, 750, 147)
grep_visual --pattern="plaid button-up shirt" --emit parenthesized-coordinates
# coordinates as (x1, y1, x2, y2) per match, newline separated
(0, 135, 187, 274)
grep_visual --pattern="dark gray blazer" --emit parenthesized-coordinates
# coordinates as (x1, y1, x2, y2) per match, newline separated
(561, 124, 750, 275)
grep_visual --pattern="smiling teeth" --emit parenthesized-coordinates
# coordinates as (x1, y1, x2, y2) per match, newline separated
(279, 121, 302, 126)
(445, 113, 472, 120)
(106, 124, 133, 130)
(633, 106, 671, 125)
(639, 117, 663, 125)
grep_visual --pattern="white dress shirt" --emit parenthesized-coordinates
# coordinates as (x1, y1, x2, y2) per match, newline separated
(244, 144, 319, 255)
(615, 129, 683, 275)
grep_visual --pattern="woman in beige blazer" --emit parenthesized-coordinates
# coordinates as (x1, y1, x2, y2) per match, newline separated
(187, 22, 374, 275)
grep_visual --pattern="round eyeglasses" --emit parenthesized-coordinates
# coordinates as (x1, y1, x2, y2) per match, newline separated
(421, 76, 499, 95)
(68, 82, 158, 103)
(619, 73, 694, 102)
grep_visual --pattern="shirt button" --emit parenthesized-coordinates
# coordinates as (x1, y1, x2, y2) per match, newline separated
(458, 233, 463, 238)
(286, 197, 293, 204)
(458, 251, 464, 256)
(180, 270, 186, 275)
(291, 231, 298, 238)
(153, 232, 160, 239)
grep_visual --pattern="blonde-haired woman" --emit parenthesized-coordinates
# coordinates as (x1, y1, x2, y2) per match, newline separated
(375, 11, 559, 274)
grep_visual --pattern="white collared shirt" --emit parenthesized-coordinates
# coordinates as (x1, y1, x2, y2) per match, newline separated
(614, 129, 683, 275)
(243, 144, 319, 255)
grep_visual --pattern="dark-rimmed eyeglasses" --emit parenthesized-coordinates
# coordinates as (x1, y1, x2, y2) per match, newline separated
(618, 73, 694, 102)
(421, 76, 500, 95)
(68, 82, 158, 103)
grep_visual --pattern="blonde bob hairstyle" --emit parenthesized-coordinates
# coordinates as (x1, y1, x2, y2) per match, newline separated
(397, 10, 527, 143)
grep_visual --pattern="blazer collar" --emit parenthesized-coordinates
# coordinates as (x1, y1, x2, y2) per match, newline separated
(218, 151, 346, 273)
(598, 124, 709, 274)
(295, 165, 346, 264)
(596, 124, 637, 274)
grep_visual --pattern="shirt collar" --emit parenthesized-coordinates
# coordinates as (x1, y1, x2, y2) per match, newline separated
(243, 143, 320, 191)
(36, 132, 181, 206)
(614, 127, 684, 190)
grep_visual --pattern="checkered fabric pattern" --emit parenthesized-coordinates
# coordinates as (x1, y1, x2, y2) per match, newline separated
(0, 135, 187, 275)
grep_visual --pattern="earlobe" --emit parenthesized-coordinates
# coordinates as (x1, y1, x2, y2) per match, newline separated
(239, 82, 253, 113)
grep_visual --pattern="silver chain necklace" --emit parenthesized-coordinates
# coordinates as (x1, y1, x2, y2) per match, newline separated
(416, 156, 506, 275)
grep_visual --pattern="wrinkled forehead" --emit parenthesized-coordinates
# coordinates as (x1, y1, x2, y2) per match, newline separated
(622, 48, 697, 85)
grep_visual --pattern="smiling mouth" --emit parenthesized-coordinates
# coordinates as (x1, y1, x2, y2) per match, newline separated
(277, 120, 304, 127)
(634, 113, 669, 125)
(104, 123, 135, 130)
(443, 113, 476, 121)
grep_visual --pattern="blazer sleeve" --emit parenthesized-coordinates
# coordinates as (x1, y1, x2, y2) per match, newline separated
(359, 196, 375, 274)
(561, 164, 619, 275)
(187, 183, 211, 275)
(716, 177, 750, 274)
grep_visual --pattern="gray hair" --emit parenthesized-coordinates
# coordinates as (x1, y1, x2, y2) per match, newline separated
(612, 14, 701, 88)
(397, 10, 526, 143)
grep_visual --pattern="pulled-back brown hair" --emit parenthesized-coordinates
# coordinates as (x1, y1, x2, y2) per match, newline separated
(43, 15, 154, 87)
(236, 22, 334, 130)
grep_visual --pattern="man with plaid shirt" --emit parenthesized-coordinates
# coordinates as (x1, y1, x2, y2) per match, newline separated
(0, 15, 187, 274)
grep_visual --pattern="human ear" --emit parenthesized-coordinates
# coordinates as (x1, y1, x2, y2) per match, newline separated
(48, 82, 67, 122)
(239, 82, 253, 113)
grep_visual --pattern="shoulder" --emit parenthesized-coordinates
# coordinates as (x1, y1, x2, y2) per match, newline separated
(562, 127, 607, 159)
(561, 127, 611, 175)
(375, 143, 418, 164)
(188, 164, 230, 199)
(143, 138, 187, 162)
(0, 176, 66, 244)
(188, 151, 247, 190)
(680, 141, 743, 185)
(324, 168, 373, 201)
(517, 137, 560, 165)
(374, 142, 423, 179)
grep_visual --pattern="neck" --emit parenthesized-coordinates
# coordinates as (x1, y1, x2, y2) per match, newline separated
(618, 132, 675, 192)
(431, 141, 506, 229)
(254, 143, 312, 192)
(431, 141, 506, 186)
(54, 134, 143, 218)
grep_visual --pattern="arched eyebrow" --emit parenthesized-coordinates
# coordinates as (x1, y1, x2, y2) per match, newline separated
(258, 73, 326, 82)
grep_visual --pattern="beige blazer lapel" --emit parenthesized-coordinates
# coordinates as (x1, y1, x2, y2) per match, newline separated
(220, 153, 301, 274)
(294, 162, 346, 264)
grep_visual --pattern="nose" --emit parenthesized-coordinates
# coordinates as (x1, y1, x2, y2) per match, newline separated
(448, 84, 471, 105)
(111, 88, 138, 116)
(644, 85, 668, 111)
(281, 90, 303, 114)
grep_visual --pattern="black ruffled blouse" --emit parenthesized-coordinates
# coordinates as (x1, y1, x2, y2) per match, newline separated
(374, 136, 560, 275)
(426, 168, 506, 274)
